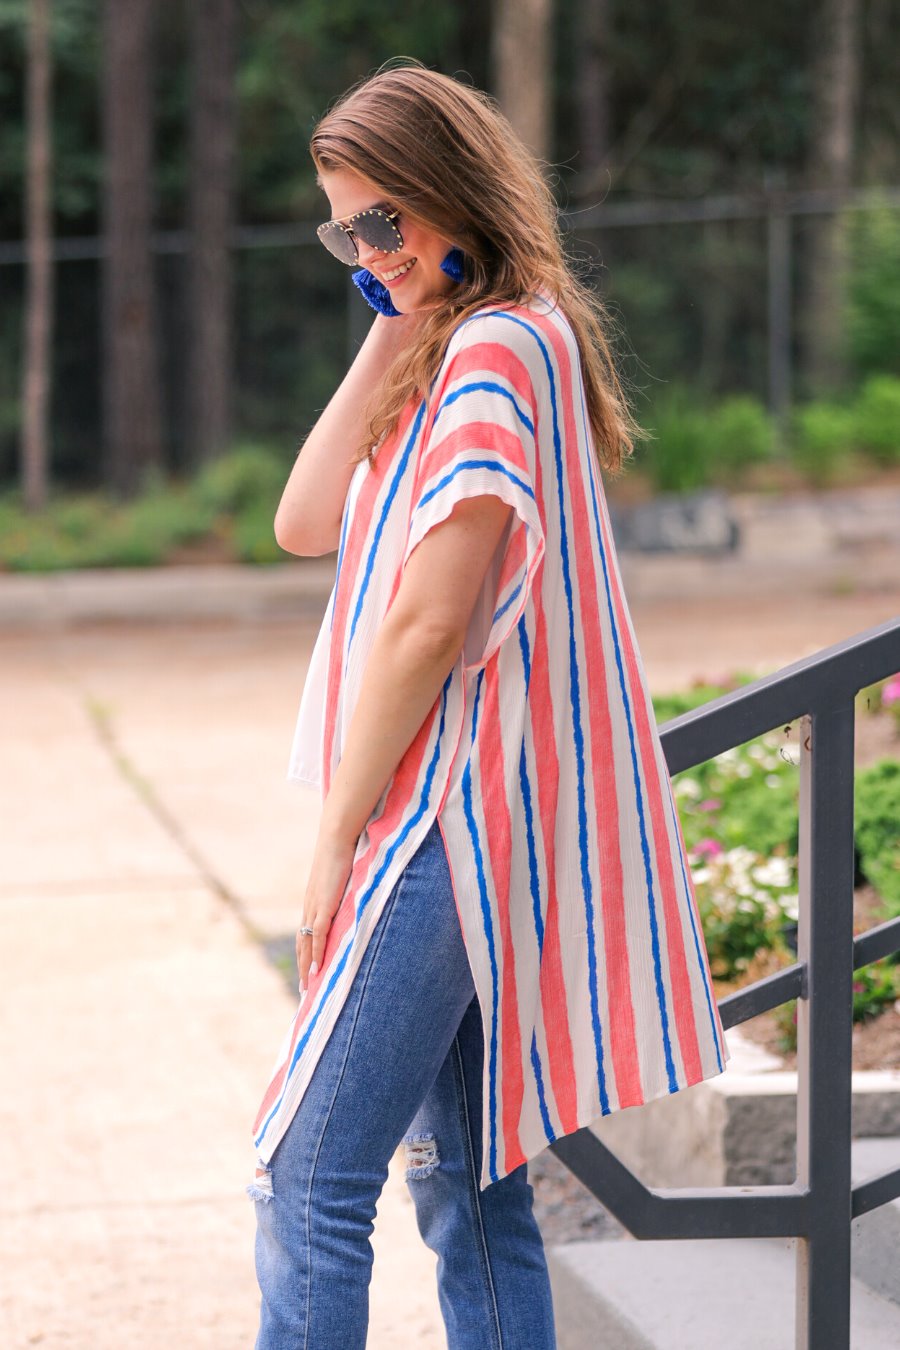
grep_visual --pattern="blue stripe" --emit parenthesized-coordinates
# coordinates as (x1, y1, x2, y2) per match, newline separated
(491, 575, 525, 635)
(414, 457, 537, 513)
(575, 380, 678, 1092)
(460, 670, 502, 1183)
(348, 400, 427, 653)
(434, 380, 535, 437)
(517, 616, 554, 1143)
(491, 310, 610, 1114)
(255, 669, 455, 1149)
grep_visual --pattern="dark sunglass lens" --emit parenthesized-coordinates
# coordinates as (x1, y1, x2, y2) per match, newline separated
(353, 210, 403, 254)
(317, 221, 357, 264)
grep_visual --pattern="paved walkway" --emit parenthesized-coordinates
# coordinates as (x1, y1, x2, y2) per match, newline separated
(0, 532, 897, 1346)
(0, 623, 443, 1348)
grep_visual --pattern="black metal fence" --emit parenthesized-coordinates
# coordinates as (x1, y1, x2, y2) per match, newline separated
(2, 186, 898, 486)
(549, 615, 900, 1349)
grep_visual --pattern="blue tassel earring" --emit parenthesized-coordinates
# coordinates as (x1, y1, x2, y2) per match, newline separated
(440, 247, 466, 283)
(352, 247, 467, 317)
(351, 267, 401, 317)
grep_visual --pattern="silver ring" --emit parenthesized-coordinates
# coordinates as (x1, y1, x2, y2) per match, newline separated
(299, 925, 314, 937)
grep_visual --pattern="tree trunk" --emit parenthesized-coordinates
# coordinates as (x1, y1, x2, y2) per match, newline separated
(803, 0, 860, 396)
(188, 0, 237, 466)
(21, 0, 53, 513)
(573, 0, 612, 187)
(101, 0, 163, 497)
(492, 0, 553, 163)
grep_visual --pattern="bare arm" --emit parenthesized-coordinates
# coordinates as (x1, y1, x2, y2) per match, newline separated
(296, 492, 514, 989)
(318, 491, 514, 843)
(274, 311, 425, 556)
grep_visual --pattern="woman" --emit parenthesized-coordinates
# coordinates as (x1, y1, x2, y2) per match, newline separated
(249, 60, 727, 1349)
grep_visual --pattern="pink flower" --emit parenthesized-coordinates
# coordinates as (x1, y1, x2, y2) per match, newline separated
(693, 838, 724, 858)
(698, 799, 722, 812)
(882, 677, 900, 707)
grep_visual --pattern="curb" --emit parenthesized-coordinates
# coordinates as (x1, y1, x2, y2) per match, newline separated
(0, 559, 338, 629)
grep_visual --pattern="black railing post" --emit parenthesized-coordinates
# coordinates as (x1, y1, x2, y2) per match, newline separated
(795, 703, 856, 1348)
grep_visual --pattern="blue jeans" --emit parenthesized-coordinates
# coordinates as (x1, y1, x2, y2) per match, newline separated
(252, 817, 557, 1348)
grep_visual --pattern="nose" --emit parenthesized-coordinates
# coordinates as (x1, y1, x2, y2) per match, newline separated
(354, 235, 387, 270)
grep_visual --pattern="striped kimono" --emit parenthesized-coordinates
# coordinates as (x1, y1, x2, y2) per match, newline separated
(253, 291, 728, 1191)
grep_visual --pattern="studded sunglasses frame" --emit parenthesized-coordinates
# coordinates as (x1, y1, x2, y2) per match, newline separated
(316, 207, 404, 265)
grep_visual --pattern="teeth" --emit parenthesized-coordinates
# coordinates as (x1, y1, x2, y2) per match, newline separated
(383, 258, 417, 281)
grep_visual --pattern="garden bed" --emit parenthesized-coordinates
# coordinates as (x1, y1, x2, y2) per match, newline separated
(727, 882, 900, 1072)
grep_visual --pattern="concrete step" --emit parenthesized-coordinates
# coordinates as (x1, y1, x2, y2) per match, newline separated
(547, 1237, 900, 1350)
(852, 1137, 900, 1306)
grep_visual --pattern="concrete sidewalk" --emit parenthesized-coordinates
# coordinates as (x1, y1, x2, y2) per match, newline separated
(0, 626, 443, 1348)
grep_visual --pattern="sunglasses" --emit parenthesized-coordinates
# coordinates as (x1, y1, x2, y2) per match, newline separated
(316, 207, 404, 266)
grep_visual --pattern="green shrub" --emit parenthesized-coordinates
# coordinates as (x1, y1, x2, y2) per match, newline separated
(775, 959, 899, 1054)
(233, 499, 287, 564)
(658, 682, 900, 990)
(854, 375, 900, 465)
(671, 732, 800, 861)
(0, 480, 221, 572)
(846, 205, 900, 379)
(637, 386, 715, 493)
(638, 392, 773, 492)
(855, 759, 900, 915)
(707, 396, 773, 478)
(789, 401, 856, 485)
(191, 444, 287, 516)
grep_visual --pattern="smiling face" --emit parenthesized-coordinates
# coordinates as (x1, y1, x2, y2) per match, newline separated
(318, 168, 457, 314)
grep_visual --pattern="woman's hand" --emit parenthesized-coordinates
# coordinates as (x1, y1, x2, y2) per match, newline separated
(296, 823, 360, 995)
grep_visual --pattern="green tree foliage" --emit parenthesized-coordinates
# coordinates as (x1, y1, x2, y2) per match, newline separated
(1, 0, 899, 487)
(846, 205, 900, 378)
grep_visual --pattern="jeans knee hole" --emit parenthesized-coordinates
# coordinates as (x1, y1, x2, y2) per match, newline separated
(246, 1160, 274, 1203)
(403, 1131, 439, 1180)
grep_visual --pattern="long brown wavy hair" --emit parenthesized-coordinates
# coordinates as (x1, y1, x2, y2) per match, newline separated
(311, 60, 642, 477)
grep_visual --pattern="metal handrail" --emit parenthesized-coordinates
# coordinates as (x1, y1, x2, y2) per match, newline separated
(550, 614, 900, 1350)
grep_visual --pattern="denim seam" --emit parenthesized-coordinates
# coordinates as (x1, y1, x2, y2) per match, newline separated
(300, 861, 413, 1348)
(452, 1032, 503, 1348)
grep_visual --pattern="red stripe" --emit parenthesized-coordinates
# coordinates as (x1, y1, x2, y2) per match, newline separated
(322, 409, 414, 795)
(530, 310, 643, 1107)
(479, 660, 525, 1170)
(423, 421, 531, 482)
(529, 585, 580, 1132)
(590, 431, 704, 1083)
(438, 340, 539, 425)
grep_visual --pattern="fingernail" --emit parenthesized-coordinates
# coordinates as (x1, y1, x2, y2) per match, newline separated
(298, 982, 305, 996)
(309, 961, 319, 977)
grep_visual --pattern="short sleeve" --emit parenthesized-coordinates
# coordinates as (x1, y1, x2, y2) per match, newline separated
(401, 315, 546, 675)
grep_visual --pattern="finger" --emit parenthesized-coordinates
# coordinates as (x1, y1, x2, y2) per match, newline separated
(309, 920, 326, 981)
(296, 924, 313, 991)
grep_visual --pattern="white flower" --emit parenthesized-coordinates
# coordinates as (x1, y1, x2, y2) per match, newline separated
(753, 857, 794, 888)
(781, 893, 800, 920)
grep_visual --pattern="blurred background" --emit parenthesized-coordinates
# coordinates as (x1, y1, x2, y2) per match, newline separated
(2, 5, 900, 1347)
(1, 0, 899, 562)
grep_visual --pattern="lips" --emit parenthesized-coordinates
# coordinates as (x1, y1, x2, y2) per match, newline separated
(379, 257, 418, 286)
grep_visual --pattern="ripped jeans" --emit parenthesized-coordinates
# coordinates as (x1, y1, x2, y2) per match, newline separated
(251, 816, 557, 1349)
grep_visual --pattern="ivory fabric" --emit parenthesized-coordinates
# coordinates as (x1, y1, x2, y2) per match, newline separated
(252, 292, 728, 1190)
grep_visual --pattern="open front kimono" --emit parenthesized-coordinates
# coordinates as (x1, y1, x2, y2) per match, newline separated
(253, 292, 728, 1191)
